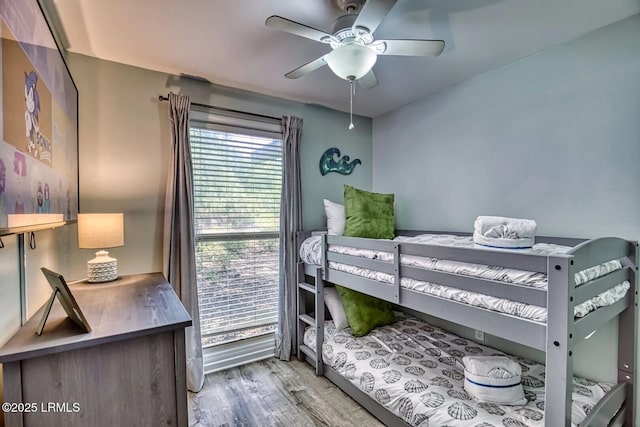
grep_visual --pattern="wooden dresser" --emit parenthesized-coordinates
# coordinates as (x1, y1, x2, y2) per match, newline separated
(0, 273, 192, 427)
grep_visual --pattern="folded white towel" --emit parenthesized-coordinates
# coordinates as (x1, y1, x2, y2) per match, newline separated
(474, 216, 537, 239)
(473, 232, 535, 249)
(463, 355, 527, 405)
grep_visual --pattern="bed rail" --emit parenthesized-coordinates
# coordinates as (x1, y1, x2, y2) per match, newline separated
(326, 270, 398, 303)
(568, 237, 635, 273)
(395, 229, 587, 247)
(323, 235, 635, 278)
(579, 382, 627, 427)
(402, 265, 548, 307)
(400, 241, 549, 273)
(309, 232, 637, 349)
(326, 252, 550, 307)
(328, 235, 397, 251)
(574, 297, 629, 342)
(574, 267, 633, 305)
(400, 288, 548, 349)
(328, 235, 549, 272)
(327, 252, 395, 275)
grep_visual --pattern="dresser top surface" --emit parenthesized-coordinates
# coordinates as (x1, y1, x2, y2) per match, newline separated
(0, 272, 192, 363)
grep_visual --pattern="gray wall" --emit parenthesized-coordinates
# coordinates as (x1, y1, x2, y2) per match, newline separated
(0, 227, 67, 411)
(373, 14, 640, 383)
(63, 53, 372, 280)
(0, 230, 69, 337)
(373, 14, 640, 241)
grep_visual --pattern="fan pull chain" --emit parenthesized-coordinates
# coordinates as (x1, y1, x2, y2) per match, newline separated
(348, 79, 355, 130)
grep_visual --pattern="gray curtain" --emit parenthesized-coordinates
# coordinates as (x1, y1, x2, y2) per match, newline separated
(275, 116, 303, 360)
(162, 92, 204, 392)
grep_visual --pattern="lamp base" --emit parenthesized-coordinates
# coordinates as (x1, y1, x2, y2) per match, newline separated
(87, 250, 118, 283)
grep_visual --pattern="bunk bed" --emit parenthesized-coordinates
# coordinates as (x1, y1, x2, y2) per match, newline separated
(295, 230, 638, 427)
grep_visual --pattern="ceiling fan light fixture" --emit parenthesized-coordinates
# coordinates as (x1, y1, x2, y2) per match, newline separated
(326, 44, 377, 81)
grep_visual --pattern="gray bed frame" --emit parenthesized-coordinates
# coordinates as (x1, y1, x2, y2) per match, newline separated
(295, 230, 638, 427)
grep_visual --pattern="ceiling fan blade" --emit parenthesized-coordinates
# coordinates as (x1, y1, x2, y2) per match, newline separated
(358, 69, 378, 89)
(265, 15, 332, 43)
(375, 39, 445, 56)
(285, 56, 328, 79)
(352, 0, 398, 33)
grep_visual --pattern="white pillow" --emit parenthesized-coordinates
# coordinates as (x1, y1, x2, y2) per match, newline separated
(324, 287, 349, 330)
(323, 199, 345, 236)
(463, 355, 527, 405)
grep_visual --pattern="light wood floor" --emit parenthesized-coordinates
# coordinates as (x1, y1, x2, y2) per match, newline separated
(188, 358, 384, 427)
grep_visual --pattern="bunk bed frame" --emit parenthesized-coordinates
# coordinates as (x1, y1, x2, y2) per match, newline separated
(295, 230, 638, 427)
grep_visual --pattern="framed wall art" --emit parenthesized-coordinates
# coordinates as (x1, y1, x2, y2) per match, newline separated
(0, 0, 78, 235)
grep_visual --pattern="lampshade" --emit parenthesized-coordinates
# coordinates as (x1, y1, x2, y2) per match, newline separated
(78, 213, 124, 249)
(326, 44, 377, 81)
(78, 213, 124, 283)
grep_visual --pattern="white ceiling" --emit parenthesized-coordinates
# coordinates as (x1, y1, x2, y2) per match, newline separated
(49, 0, 640, 117)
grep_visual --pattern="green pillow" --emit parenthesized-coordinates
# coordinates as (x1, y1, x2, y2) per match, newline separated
(335, 285, 395, 337)
(343, 185, 395, 239)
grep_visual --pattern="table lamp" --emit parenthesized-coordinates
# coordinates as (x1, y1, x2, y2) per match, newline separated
(77, 213, 124, 283)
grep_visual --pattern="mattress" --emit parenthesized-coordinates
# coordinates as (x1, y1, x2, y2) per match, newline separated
(304, 314, 615, 427)
(299, 234, 629, 322)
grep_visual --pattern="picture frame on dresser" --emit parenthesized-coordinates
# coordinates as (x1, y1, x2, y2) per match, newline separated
(36, 267, 91, 336)
(0, 0, 79, 235)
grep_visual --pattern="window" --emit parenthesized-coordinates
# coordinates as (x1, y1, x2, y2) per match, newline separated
(190, 107, 282, 372)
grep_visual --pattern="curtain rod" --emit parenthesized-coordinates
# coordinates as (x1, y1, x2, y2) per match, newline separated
(158, 95, 281, 122)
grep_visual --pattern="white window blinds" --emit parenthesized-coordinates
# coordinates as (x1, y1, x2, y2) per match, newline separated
(190, 107, 282, 358)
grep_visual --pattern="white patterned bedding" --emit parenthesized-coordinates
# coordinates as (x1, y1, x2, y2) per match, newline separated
(304, 314, 615, 427)
(299, 234, 630, 322)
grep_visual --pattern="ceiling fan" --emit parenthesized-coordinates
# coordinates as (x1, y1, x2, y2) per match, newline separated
(265, 0, 445, 89)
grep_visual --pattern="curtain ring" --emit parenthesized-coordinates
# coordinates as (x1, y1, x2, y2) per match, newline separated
(29, 232, 36, 250)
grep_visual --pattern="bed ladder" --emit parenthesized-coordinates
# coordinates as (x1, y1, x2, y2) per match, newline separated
(296, 262, 324, 375)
